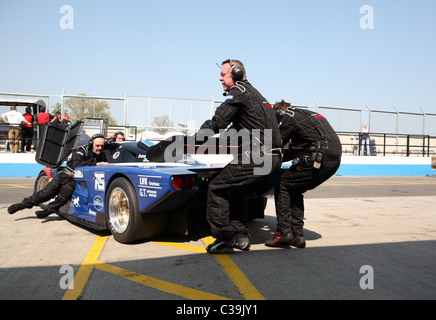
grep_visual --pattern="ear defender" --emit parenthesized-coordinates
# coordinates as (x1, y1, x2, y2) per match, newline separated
(231, 66, 244, 81)
(88, 133, 105, 147)
(222, 59, 244, 81)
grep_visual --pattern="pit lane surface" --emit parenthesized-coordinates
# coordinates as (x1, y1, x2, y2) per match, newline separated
(1, 176, 435, 301)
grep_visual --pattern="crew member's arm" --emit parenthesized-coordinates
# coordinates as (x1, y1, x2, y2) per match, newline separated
(96, 149, 109, 166)
(199, 89, 243, 133)
(70, 147, 96, 168)
(279, 114, 299, 159)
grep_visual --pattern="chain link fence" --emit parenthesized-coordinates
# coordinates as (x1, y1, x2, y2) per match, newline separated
(1, 91, 436, 156)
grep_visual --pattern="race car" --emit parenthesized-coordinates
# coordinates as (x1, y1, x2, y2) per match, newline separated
(34, 120, 282, 244)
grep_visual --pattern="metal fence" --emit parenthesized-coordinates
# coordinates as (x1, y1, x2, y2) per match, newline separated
(1, 90, 436, 156)
(338, 132, 436, 157)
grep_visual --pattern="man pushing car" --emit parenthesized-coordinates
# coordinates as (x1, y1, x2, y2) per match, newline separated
(8, 133, 109, 218)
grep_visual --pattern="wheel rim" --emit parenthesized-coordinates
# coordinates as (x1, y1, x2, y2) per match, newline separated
(108, 187, 130, 234)
(36, 176, 49, 192)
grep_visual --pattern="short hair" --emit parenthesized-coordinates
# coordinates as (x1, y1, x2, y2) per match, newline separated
(222, 59, 246, 79)
(273, 100, 292, 111)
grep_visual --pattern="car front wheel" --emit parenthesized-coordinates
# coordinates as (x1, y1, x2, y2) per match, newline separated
(34, 171, 50, 193)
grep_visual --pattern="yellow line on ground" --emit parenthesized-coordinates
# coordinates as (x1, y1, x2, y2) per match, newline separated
(94, 261, 231, 300)
(202, 236, 265, 300)
(62, 235, 108, 300)
(150, 241, 207, 253)
(152, 237, 265, 300)
(0, 184, 33, 188)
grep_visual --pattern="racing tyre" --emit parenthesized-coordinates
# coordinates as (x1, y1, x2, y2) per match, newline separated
(34, 171, 50, 193)
(106, 177, 168, 244)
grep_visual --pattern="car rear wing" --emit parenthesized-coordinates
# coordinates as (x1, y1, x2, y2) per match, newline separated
(146, 135, 239, 163)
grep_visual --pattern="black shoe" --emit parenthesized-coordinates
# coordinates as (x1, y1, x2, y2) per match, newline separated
(35, 209, 52, 219)
(8, 203, 24, 215)
(290, 236, 306, 248)
(39, 204, 59, 214)
(233, 234, 251, 251)
(206, 237, 236, 253)
(265, 231, 293, 247)
(39, 204, 50, 211)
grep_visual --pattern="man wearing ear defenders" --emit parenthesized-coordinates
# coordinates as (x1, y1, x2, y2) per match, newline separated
(265, 100, 342, 248)
(199, 59, 282, 253)
(8, 134, 109, 218)
(107, 131, 125, 143)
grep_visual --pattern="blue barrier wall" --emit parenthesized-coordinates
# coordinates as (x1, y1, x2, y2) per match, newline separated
(0, 154, 434, 177)
(335, 156, 434, 176)
(0, 154, 45, 177)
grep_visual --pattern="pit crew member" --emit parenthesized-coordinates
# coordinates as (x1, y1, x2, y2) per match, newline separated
(265, 100, 342, 248)
(199, 59, 282, 253)
(8, 134, 109, 218)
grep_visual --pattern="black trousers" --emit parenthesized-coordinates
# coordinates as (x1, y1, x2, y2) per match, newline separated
(21, 172, 76, 213)
(206, 154, 281, 240)
(21, 127, 33, 152)
(274, 154, 341, 237)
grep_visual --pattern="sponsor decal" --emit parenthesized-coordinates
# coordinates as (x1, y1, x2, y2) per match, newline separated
(94, 172, 105, 191)
(138, 175, 161, 188)
(75, 170, 83, 178)
(139, 188, 157, 198)
(71, 195, 80, 207)
(138, 175, 162, 197)
(93, 196, 104, 211)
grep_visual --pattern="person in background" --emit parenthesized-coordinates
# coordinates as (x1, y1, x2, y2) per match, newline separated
(60, 114, 72, 127)
(110, 131, 125, 143)
(360, 124, 370, 156)
(36, 106, 51, 143)
(104, 131, 125, 159)
(51, 111, 61, 124)
(1, 105, 32, 153)
(36, 106, 50, 126)
(21, 106, 35, 152)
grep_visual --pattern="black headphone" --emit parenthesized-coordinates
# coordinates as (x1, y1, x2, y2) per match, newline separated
(113, 131, 124, 138)
(107, 131, 125, 143)
(222, 59, 244, 81)
(88, 133, 105, 148)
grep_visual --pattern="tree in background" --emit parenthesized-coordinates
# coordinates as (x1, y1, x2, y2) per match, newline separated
(152, 115, 174, 134)
(62, 94, 117, 125)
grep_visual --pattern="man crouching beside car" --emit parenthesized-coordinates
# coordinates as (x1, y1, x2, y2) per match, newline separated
(8, 134, 109, 218)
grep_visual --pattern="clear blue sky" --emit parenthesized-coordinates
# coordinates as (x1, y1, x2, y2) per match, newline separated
(1, 0, 435, 133)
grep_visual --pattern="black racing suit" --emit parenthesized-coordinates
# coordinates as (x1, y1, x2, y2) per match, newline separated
(275, 107, 342, 238)
(21, 145, 107, 213)
(199, 80, 282, 241)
